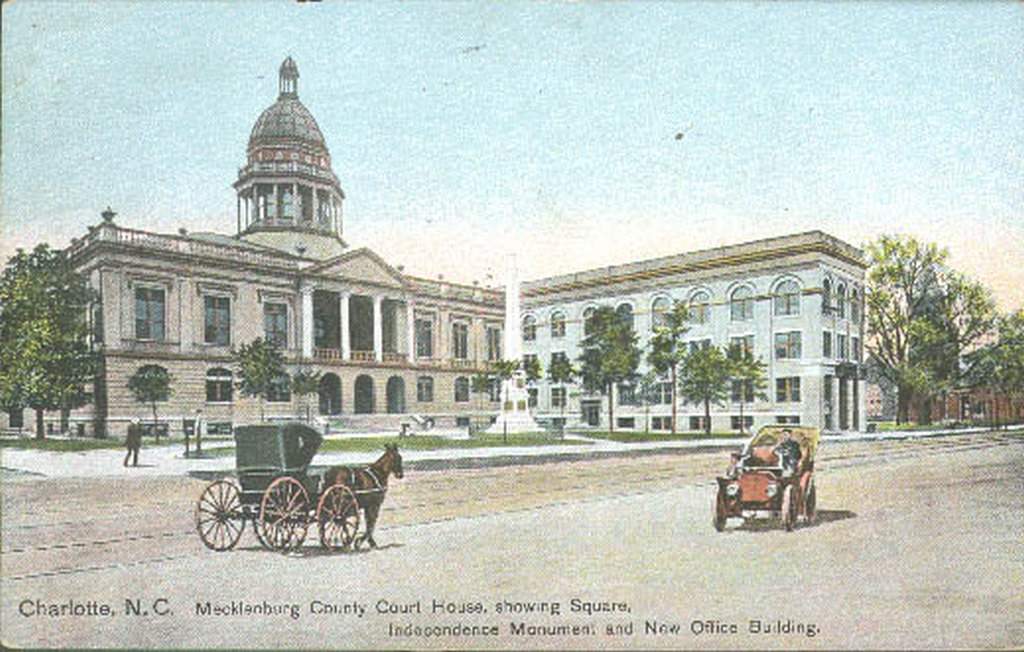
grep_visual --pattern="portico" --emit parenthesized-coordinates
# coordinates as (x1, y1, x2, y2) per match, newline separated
(305, 288, 414, 364)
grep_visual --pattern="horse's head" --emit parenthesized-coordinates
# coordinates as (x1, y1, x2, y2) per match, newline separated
(385, 443, 404, 479)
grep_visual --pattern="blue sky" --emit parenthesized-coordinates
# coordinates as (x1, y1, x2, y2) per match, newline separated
(2, 2, 1022, 308)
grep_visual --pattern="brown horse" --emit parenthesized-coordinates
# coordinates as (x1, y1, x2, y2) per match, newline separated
(322, 443, 403, 549)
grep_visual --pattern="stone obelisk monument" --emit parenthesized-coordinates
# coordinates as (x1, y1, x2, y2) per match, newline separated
(486, 256, 543, 434)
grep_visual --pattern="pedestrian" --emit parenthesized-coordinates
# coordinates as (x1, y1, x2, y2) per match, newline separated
(194, 408, 204, 455)
(124, 419, 142, 467)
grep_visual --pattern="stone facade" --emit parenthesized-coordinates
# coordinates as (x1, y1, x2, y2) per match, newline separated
(521, 231, 869, 433)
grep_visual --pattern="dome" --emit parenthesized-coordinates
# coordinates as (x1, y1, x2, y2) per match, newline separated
(249, 97, 326, 149)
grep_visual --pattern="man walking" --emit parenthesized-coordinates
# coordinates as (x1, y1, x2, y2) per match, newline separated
(124, 419, 142, 467)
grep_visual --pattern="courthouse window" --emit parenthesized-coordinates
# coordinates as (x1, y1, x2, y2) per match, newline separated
(688, 291, 711, 324)
(522, 316, 537, 342)
(774, 280, 801, 316)
(551, 387, 566, 408)
(776, 377, 801, 402)
(486, 326, 502, 361)
(205, 368, 233, 403)
(452, 322, 469, 360)
(135, 287, 165, 341)
(415, 318, 433, 358)
(263, 302, 288, 348)
(616, 304, 634, 331)
(729, 335, 754, 359)
(416, 376, 434, 403)
(823, 331, 832, 358)
(550, 311, 566, 338)
(651, 297, 671, 331)
(454, 377, 470, 403)
(204, 296, 231, 346)
(730, 286, 754, 322)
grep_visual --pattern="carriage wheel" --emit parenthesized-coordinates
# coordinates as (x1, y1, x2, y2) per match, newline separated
(317, 485, 360, 551)
(804, 481, 817, 525)
(781, 484, 796, 532)
(195, 479, 245, 551)
(258, 477, 310, 552)
(712, 488, 727, 532)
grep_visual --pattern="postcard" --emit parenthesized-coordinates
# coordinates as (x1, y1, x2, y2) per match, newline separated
(2, 2, 1022, 650)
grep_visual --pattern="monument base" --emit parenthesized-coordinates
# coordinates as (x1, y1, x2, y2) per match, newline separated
(484, 373, 544, 435)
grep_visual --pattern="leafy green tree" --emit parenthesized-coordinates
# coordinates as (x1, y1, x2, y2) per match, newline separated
(678, 346, 732, 435)
(577, 306, 642, 433)
(0, 245, 98, 438)
(547, 354, 577, 425)
(648, 300, 690, 433)
(635, 370, 663, 433)
(522, 355, 542, 384)
(291, 368, 322, 423)
(727, 348, 769, 434)
(966, 310, 1024, 428)
(470, 371, 494, 414)
(234, 338, 286, 422)
(866, 235, 997, 423)
(126, 365, 173, 443)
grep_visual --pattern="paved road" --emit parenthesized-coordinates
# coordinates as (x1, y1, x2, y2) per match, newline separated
(2, 431, 1021, 649)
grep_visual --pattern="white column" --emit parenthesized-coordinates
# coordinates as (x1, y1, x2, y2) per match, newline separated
(339, 291, 351, 360)
(373, 295, 384, 361)
(301, 286, 314, 359)
(406, 300, 416, 359)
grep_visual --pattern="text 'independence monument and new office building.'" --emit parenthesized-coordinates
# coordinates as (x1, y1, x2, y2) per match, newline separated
(1, 59, 867, 438)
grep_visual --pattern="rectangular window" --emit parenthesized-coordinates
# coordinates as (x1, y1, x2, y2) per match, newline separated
(267, 374, 291, 403)
(729, 335, 754, 359)
(489, 379, 502, 403)
(617, 383, 636, 406)
(134, 287, 165, 341)
(454, 377, 470, 403)
(616, 417, 636, 429)
(452, 322, 469, 360)
(852, 336, 861, 363)
(658, 382, 673, 405)
(776, 415, 801, 425)
(651, 416, 672, 431)
(415, 318, 433, 358)
(837, 334, 848, 360)
(205, 370, 233, 403)
(731, 379, 754, 403)
(92, 303, 104, 344)
(527, 387, 538, 408)
(416, 376, 434, 402)
(774, 331, 802, 359)
(486, 326, 502, 361)
(263, 302, 288, 348)
(551, 387, 566, 408)
(688, 339, 712, 354)
(689, 416, 708, 431)
(204, 296, 231, 346)
(775, 377, 801, 402)
(730, 415, 753, 431)
(823, 331, 832, 358)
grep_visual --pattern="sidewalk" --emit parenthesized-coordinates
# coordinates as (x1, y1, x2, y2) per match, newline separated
(2, 425, 1019, 480)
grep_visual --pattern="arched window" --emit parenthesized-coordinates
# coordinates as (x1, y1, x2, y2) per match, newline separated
(550, 311, 566, 338)
(522, 315, 537, 342)
(582, 307, 596, 337)
(616, 303, 634, 331)
(730, 286, 754, 321)
(205, 368, 233, 403)
(836, 283, 847, 319)
(651, 297, 671, 331)
(688, 291, 711, 324)
(822, 278, 833, 314)
(454, 377, 470, 403)
(773, 280, 801, 316)
(850, 289, 860, 322)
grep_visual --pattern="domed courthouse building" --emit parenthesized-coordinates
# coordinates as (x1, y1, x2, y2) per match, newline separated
(8, 59, 867, 438)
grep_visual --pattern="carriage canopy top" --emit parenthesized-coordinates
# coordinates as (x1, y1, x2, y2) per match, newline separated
(234, 423, 323, 472)
(745, 425, 820, 463)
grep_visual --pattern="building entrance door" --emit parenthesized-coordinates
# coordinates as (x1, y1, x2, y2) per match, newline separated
(581, 400, 601, 427)
(838, 378, 849, 430)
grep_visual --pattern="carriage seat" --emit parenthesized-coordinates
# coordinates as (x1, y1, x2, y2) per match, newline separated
(745, 445, 779, 467)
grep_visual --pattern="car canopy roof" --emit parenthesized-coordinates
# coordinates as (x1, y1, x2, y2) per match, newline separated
(746, 425, 820, 462)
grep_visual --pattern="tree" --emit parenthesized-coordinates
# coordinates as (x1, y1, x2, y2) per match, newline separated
(648, 300, 690, 433)
(727, 348, 768, 434)
(866, 235, 997, 423)
(547, 354, 577, 426)
(234, 338, 286, 422)
(126, 365, 173, 443)
(470, 371, 494, 414)
(966, 310, 1024, 429)
(522, 355, 542, 384)
(678, 346, 732, 435)
(291, 368, 322, 424)
(635, 370, 663, 433)
(577, 306, 642, 433)
(0, 244, 98, 438)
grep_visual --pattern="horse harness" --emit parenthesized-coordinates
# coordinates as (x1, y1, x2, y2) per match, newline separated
(341, 466, 387, 496)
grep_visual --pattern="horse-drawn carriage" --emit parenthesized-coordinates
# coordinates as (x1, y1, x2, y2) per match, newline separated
(194, 423, 402, 552)
(713, 425, 819, 532)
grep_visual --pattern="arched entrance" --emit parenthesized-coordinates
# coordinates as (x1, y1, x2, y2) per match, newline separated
(318, 373, 342, 415)
(386, 376, 406, 414)
(354, 375, 375, 414)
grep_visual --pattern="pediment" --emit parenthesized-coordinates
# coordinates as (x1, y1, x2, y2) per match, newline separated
(308, 248, 406, 289)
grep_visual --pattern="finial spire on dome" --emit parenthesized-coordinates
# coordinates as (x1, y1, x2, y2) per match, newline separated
(279, 56, 299, 98)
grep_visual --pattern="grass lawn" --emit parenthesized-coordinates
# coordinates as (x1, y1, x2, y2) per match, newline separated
(0, 437, 127, 452)
(207, 433, 591, 457)
(572, 430, 742, 443)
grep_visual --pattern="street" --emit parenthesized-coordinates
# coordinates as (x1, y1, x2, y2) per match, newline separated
(2, 431, 1022, 649)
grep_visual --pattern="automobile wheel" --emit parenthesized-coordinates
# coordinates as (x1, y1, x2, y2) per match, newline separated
(805, 481, 817, 525)
(781, 484, 796, 532)
(713, 489, 727, 532)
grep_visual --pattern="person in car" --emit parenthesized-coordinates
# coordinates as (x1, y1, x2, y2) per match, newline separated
(773, 429, 802, 477)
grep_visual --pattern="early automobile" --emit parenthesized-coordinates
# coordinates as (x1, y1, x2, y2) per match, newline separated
(713, 425, 819, 532)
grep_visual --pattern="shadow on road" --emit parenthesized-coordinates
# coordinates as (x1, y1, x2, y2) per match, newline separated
(726, 509, 857, 533)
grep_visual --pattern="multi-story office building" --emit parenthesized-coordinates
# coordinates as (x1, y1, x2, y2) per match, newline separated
(521, 232, 868, 432)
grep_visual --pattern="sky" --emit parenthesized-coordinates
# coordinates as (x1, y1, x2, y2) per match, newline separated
(2, 2, 1022, 309)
